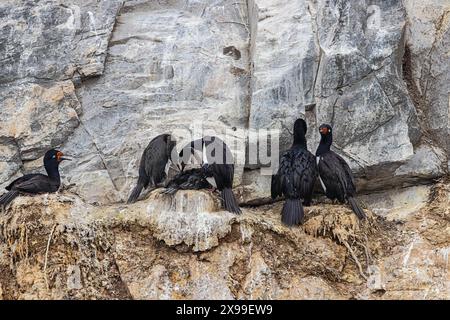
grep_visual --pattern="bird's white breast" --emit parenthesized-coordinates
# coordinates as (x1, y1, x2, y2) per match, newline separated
(202, 141, 208, 165)
(206, 177, 217, 188)
(316, 156, 327, 192)
(165, 160, 171, 175)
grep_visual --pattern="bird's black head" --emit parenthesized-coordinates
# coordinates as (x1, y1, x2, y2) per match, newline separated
(44, 149, 70, 165)
(316, 124, 333, 156)
(292, 118, 308, 148)
(43, 149, 71, 178)
(294, 118, 307, 134)
(319, 123, 332, 136)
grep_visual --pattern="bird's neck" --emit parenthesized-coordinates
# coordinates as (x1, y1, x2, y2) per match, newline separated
(45, 164, 61, 181)
(316, 135, 332, 156)
(292, 129, 307, 149)
(202, 141, 208, 165)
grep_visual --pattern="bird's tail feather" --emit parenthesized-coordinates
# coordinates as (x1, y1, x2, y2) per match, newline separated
(222, 188, 241, 214)
(127, 182, 145, 204)
(348, 197, 366, 220)
(281, 199, 304, 226)
(0, 190, 19, 209)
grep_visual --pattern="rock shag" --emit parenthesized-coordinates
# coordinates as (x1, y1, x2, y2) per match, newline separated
(271, 119, 318, 226)
(179, 136, 241, 214)
(127, 133, 177, 203)
(315, 124, 366, 220)
(163, 168, 212, 195)
(0, 149, 70, 209)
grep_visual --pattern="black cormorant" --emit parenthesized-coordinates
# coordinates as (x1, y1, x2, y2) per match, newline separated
(127, 133, 177, 203)
(315, 124, 366, 219)
(179, 136, 241, 214)
(163, 168, 212, 195)
(0, 149, 70, 209)
(271, 119, 318, 226)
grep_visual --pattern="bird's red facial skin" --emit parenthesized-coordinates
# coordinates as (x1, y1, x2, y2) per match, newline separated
(320, 127, 328, 134)
(56, 151, 64, 162)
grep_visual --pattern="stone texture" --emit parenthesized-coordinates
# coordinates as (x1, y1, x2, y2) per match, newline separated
(404, 0, 450, 154)
(0, 0, 122, 83)
(145, 190, 236, 252)
(310, 0, 421, 180)
(360, 185, 431, 220)
(0, 81, 80, 160)
(249, 0, 317, 151)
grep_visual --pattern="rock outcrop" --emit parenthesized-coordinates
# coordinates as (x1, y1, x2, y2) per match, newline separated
(0, 181, 448, 300)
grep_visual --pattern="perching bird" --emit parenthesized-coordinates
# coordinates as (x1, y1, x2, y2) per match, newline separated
(271, 119, 318, 226)
(179, 136, 241, 214)
(127, 133, 177, 203)
(0, 149, 70, 209)
(315, 124, 366, 219)
(163, 168, 212, 195)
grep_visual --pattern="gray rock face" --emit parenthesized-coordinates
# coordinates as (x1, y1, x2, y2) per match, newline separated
(0, 0, 448, 205)
(0, 0, 122, 83)
(404, 0, 450, 154)
(249, 0, 317, 150)
(0, 0, 122, 193)
(0, 81, 79, 160)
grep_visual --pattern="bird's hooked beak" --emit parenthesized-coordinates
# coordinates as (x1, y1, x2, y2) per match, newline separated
(56, 151, 72, 162)
(319, 127, 328, 134)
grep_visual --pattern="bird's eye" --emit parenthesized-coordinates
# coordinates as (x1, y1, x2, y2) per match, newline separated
(53, 155, 56, 158)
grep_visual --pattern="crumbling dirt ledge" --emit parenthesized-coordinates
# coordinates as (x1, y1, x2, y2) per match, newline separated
(0, 183, 448, 300)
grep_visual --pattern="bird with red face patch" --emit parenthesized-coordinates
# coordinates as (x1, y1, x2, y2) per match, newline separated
(315, 124, 366, 219)
(0, 149, 71, 209)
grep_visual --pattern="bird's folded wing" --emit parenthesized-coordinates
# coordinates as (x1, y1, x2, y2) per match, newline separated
(5, 173, 41, 191)
(143, 136, 172, 183)
(14, 175, 53, 193)
(295, 152, 317, 194)
(318, 154, 343, 196)
(334, 152, 356, 194)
